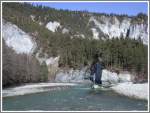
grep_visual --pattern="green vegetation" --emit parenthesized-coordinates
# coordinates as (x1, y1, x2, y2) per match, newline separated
(131, 13, 148, 24)
(40, 62, 49, 82)
(2, 3, 148, 81)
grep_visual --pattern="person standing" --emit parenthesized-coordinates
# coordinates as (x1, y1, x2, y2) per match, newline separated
(90, 53, 104, 85)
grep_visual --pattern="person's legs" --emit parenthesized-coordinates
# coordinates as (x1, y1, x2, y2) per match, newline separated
(89, 76, 94, 82)
(99, 72, 102, 85)
(95, 79, 102, 85)
(95, 73, 102, 85)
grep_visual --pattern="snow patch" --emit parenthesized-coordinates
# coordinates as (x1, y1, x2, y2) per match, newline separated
(102, 69, 119, 84)
(55, 69, 133, 84)
(2, 83, 77, 97)
(102, 70, 134, 84)
(111, 82, 148, 100)
(118, 73, 132, 82)
(55, 69, 86, 83)
(55, 68, 147, 100)
(46, 21, 61, 32)
(2, 21, 36, 54)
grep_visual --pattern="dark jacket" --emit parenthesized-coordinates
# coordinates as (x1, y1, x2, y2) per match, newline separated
(90, 61, 104, 84)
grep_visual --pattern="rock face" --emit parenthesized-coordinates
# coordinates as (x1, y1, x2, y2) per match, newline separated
(2, 21, 36, 54)
(128, 24, 148, 44)
(2, 20, 60, 86)
(89, 16, 148, 44)
(55, 69, 85, 83)
(35, 48, 60, 81)
(46, 56, 60, 80)
(46, 21, 61, 32)
(55, 69, 133, 84)
(102, 70, 134, 84)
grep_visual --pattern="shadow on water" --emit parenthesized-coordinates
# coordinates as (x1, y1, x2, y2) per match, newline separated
(2, 84, 148, 111)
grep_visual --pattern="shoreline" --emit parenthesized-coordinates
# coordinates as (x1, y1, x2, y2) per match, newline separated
(111, 82, 148, 100)
(2, 81, 148, 101)
(2, 82, 77, 97)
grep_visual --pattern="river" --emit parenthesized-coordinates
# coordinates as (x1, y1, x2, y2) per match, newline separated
(2, 84, 147, 111)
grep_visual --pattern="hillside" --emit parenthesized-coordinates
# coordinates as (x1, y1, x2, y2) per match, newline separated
(2, 3, 148, 87)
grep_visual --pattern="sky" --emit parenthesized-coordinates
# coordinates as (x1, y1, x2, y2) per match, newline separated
(31, 2, 148, 16)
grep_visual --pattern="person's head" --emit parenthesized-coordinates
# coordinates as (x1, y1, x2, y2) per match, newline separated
(94, 53, 99, 59)
(92, 53, 99, 63)
(84, 61, 88, 66)
(93, 53, 103, 63)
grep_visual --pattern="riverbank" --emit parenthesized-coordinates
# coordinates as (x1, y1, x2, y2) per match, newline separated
(3, 83, 147, 111)
(111, 82, 148, 100)
(2, 83, 77, 97)
(55, 69, 148, 100)
(2, 68, 148, 100)
(2, 81, 148, 101)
